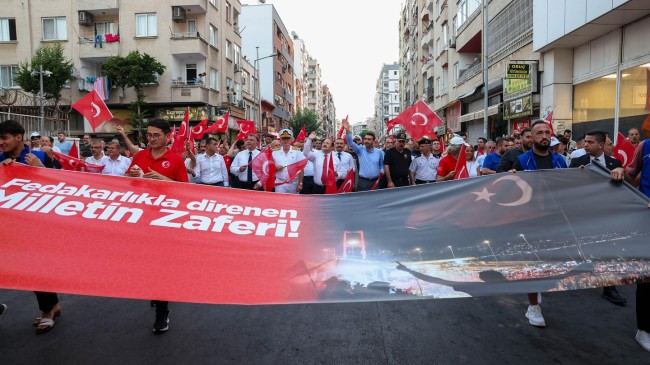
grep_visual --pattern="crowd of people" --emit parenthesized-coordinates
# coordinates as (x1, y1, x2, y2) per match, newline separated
(0, 117, 648, 352)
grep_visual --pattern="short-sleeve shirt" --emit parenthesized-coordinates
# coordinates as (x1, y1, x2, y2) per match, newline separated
(437, 154, 458, 178)
(128, 148, 189, 182)
(482, 152, 502, 171)
(384, 148, 412, 179)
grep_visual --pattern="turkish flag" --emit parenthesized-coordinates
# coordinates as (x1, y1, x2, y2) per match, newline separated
(236, 120, 257, 141)
(167, 125, 176, 145)
(68, 140, 79, 159)
(190, 118, 209, 140)
(439, 137, 446, 154)
(386, 118, 399, 133)
(454, 145, 469, 180)
(371, 171, 384, 190)
(251, 146, 276, 191)
(205, 112, 229, 134)
(295, 127, 307, 143)
(613, 131, 636, 168)
(53, 152, 104, 173)
(324, 154, 338, 194)
(275, 159, 308, 186)
(544, 111, 556, 136)
(387, 101, 443, 141)
(171, 107, 190, 154)
(71, 90, 114, 132)
(337, 169, 355, 193)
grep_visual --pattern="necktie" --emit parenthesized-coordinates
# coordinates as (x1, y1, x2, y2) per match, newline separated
(321, 153, 329, 185)
(247, 151, 253, 184)
(338, 152, 342, 161)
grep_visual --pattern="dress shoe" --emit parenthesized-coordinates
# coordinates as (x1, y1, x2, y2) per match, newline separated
(602, 287, 627, 305)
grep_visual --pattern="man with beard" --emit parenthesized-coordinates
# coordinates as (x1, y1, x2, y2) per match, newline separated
(303, 132, 337, 194)
(512, 120, 567, 328)
(333, 137, 355, 188)
(384, 132, 413, 187)
(497, 128, 533, 172)
(343, 119, 384, 191)
(481, 137, 508, 175)
(628, 127, 641, 148)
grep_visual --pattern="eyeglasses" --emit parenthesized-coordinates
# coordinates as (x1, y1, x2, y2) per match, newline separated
(146, 133, 165, 140)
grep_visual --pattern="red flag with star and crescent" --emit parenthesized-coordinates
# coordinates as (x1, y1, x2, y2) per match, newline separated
(613, 131, 636, 168)
(204, 112, 230, 134)
(544, 111, 556, 136)
(236, 120, 257, 141)
(386, 101, 443, 140)
(53, 152, 104, 173)
(454, 145, 469, 180)
(251, 146, 276, 192)
(171, 107, 190, 154)
(71, 90, 114, 132)
(337, 169, 355, 193)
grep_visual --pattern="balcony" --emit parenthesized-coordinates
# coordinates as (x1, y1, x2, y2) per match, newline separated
(170, 33, 208, 58)
(172, 0, 208, 13)
(273, 106, 291, 121)
(171, 85, 209, 103)
(78, 37, 119, 60)
(457, 61, 482, 85)
(77, 0, 118, 12)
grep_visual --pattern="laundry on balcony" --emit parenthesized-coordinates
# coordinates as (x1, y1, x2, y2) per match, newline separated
(79, 76, 111, 100)
(105, 34, 120, 43)
(94, 34, 103, 48)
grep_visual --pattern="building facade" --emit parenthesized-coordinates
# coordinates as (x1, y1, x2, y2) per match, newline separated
(0, 0, 246, 137)
(374, 63, 401, 137)
(321, 84, 336, 137)
(534, 0, 650, 140)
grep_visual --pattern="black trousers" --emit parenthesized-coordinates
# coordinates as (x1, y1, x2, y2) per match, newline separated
(638, 283, 650, 331)
(357, 177, 378, 191)
(415, 179, 435, 185)
(237, 180, 259, 190)
(201, 181, 224, 187)
(390, 177, 410, 187)
(34, 291, 59, 313)
(300, 176, 316, 195)
(154, 300, 169, 316)
(311, 184, 326, 194)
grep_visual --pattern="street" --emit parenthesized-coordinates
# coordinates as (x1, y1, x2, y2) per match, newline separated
(0, 285, 646, 364)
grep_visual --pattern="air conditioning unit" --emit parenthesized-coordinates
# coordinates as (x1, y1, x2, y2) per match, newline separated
(172, 6, 186, 22)
(234, 64, 241, 73)
(238, 100, 246, 108)
(448, 37, 456, 48)
(78, 11, 93, 26)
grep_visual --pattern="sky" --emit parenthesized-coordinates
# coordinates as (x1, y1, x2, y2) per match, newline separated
(241, 0, 403, 125)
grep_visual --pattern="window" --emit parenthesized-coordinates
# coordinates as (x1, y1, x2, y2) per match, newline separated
(442, 23, 449, 45)
(226, 2, 232, 23)
(453, 62, 459, 84)
(234, 44, 241, 67)
(456, 0, 480, 31)
(187, 20, 197, 35)
(394, 106, 400, 113)
(210, 68, 218, 90)
(42, 17, 66, 41)
(135, 13, 157, 37)
(94, 21, 115, 37)
(209, 24, 217, 47)
(0, 18, 17, 42)
(226, 40, 232, 59)
(186, 63, 197, 83)
(242, 71, 249, 91)
(226, 77, 232, 92)
(0, 65, 19, 88)
(235, 83, 241, 101)
(209, 0, 217, 6)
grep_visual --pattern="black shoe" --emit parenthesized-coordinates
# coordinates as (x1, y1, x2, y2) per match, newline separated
(153, 313, 169, 333)
(0, 304, 6, 320)
(602, 287, 627, 305)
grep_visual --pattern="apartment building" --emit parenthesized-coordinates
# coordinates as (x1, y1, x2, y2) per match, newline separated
(306, 58, 322, 118)
(239, 3, 294, 135)
(534, 0, 650, 140)
(292, 32, 309, 112)
(0, 0, 246, 137)
(399, 1, 424, 113)
(374, 63, 401, 137)
(321, 84, 336, 137)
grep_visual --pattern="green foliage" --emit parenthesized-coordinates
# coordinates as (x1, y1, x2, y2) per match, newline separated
(288, 108, 322, 137)
(15, 43, 73, 102)
(101, 51, 166, 142)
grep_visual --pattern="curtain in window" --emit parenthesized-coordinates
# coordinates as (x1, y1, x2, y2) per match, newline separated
(43, 18, 55, 40)
(0, 19, 9, 41)
(56, 18, 67, 39)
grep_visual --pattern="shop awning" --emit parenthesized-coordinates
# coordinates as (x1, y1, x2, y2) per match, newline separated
(459, 103, 502, 124)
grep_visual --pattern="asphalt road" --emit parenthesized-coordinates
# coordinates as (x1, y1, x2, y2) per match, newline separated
(0, 285, 647, 364)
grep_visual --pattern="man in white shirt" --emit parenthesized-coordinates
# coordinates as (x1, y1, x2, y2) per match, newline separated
(85, 140, 105, 166)
(333, 137, 355, 188)
(230, 134, 261, 190)
(409, 137, 441, 184)
(102, 141, 131, 176)
(273, 129, 305, 194)
(303, 132, 337, 194)
(40, 136, 61, 153)
(195, 137, 229, 187)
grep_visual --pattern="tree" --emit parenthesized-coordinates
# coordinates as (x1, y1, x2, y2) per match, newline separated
(15, 43, 73, 104)
(101, 51, 166, 142)
(288, 108, 322, 137)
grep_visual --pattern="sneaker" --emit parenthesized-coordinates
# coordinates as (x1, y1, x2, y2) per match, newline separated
(0, 304, 6, 320)
(636, 330, 650, 352)
(153, 313, 169, 333)
(525, 305, 546, 327)
(602, 287, 627, 305)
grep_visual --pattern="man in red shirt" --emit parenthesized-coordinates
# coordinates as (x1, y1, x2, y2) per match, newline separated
(126, 120, 187, 334)
(436, 136, 469, 182)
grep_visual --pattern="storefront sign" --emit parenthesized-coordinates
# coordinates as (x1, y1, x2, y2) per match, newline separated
(156, 107, 207, 122)
(503, 63, 537, 103)
(180, 88, 191, 97)
(513, 120, 530, 131)
(503, 95, 533, 120)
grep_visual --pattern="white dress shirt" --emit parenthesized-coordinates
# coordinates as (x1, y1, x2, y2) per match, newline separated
(230, 148, 260, 183)
(85, 154, 105, 165)
(102, 155, 131, 176)
(409, 153, 440, 181)
(195, 152, 229, 186)
(273, 147, 306, 193)
(334, 150, 355, 180)
(303, 139, 336, 186)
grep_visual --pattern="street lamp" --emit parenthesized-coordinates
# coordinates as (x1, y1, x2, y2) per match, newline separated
(31, 65, 52, 135)
(414, 248, 422, 261)
(519, 234, 541, 261)
(255, 46, 279, 134)
(483, 240, 498, 262)
(447, 245, 456, 259)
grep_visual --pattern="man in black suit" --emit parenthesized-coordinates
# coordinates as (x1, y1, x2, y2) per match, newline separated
(569, 129, 627, 305)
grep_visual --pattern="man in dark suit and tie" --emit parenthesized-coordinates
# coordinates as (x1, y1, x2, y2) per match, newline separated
(570, 129, 627, 305)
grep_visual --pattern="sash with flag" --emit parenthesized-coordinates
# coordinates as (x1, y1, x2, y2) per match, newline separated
(613, 131, 636, 168)
(71, 90, 114, 132)
(386, 101, 443, 140)
(171, 107, 190, 154)
(53, 152, 104, 173)
(337, 169, 355, 193)
(454, 145, 469, 180)
(251, 146, 276, 192)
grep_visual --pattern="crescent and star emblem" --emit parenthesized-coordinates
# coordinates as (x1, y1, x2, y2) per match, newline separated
(240, 126, 250, 134)
(471, 175, 533, 207)
(262, 161, 270, 175)
(90, 102, 101, 118)
(618, 150, 628, 167)
(216, 118, 226, 128)
(342, 180, 353, 192)
(410, 112, 429, 126)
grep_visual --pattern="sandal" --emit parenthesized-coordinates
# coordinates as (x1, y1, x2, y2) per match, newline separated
(35, 317, 55, 334)
(33, 309, 61, 326)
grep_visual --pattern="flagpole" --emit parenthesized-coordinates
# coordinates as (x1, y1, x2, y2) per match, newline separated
(483, 0, 489, 138)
